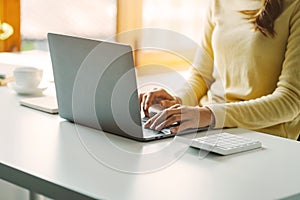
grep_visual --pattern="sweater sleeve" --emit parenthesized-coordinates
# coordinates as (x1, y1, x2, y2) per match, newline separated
(178, 2, 215, 106)
(206, 3, 300, 132)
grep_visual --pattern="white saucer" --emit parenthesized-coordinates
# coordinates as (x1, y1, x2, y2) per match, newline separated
(7, 82, 48, 95)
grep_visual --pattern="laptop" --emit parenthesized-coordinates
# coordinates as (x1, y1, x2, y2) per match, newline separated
(48, 33, 207, 141)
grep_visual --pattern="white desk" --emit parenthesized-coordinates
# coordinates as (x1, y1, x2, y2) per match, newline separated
(1, 84, 300, 200)
(1, 50, 300, 199)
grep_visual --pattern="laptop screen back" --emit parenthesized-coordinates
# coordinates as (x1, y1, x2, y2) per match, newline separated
(48, 33, 144, 139)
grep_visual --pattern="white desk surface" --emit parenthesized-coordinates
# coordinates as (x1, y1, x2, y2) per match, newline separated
(1, 85, 300, 200)
(1, 51, 300, 200)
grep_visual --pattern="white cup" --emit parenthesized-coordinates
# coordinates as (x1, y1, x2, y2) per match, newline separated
(13, 67, 43, 88)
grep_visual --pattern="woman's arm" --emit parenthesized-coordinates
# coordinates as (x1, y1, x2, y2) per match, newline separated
(206, 3, 300, 137)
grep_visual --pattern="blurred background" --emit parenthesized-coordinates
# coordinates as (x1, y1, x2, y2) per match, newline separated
(1, 0, 208, 70)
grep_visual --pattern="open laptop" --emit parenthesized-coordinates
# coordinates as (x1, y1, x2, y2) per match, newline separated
(48, 33, 207, 141)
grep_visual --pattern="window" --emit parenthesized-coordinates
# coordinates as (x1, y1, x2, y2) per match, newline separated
(143, 0, 207, 44)
(2, 0, 209, 69)
(138, 0, 208, 69)
(21, 0, 117, 51)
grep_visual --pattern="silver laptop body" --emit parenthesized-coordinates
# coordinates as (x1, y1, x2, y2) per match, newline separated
(48, 33, 175, 141)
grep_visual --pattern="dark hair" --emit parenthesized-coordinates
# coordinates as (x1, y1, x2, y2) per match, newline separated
(240, 0, 283, 37)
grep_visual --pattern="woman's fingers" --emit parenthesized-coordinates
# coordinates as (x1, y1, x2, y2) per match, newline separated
(152, 114, 181, 131)
(139, 93, 144, 105)
(141, 92, 150, 116)
(144, 91, 156, 111)
(144, 105, 213, 134)
(170, 121, 192, 134)
(160, 99, 178, 108)
(141, 88, 177, 117)
(144, 104, 181, 130)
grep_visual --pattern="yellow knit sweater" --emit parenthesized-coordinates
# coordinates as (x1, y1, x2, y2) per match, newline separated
(179, 0, 300, 139)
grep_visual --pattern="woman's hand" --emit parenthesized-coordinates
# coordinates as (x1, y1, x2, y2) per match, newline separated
(144, 104, 213, 134)
(139, 88, 181, 117)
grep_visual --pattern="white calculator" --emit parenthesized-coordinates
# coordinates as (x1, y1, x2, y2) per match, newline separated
(190, 132, 262, 155)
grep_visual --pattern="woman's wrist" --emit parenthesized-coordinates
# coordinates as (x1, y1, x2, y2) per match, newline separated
(205, 107, 215, 128)
(197, 106, 215, 128)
